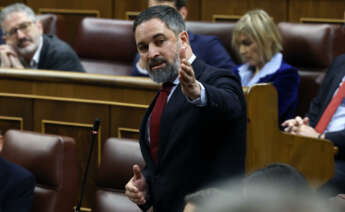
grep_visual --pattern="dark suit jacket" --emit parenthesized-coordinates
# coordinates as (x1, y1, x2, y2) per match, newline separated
(306, 54, 345, 160)
(306, 54, 345, 194)
(131, 32, 236, 76)
(139, 59, 246, 212)
(38, 35, 85, 72)
(0, 156, 35, 212)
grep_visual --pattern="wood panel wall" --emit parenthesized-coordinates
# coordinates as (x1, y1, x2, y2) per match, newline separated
(1, 0, 345, 22)
(1, 0, 345, 46)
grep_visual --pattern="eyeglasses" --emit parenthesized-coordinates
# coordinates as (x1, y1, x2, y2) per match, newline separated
(5, 21, 34, 37)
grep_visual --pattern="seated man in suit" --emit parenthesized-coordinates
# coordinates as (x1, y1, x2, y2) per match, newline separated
(0, 134, 36, 212)
(125, 6, 246, 212)
(282, 54, 345, 195)
(131, 0, 235, 76)
(0, 3, 85, 72)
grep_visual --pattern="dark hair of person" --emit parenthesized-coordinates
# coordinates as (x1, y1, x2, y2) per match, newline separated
(133, 5, 186, 35)
(244, 163, 310, 191)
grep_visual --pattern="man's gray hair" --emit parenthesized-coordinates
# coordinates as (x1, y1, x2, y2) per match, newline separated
(0, 3, 37, 28)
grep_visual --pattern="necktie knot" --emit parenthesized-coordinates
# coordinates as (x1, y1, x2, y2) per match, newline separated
(161, 82, 174, 93)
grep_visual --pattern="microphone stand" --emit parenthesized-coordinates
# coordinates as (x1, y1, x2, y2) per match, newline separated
(75, 118, 100, 212)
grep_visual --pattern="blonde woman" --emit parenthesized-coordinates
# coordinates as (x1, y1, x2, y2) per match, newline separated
(232, 9, 300, 124)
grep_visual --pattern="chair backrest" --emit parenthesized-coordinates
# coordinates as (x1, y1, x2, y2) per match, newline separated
(93, 138, 145, 212)
(74, 18, 137, 75)
(37, 14, 63, 37)
(186, 21, 239, 63)
(1, 130, 78, 212)
(278, 22, 339, 116)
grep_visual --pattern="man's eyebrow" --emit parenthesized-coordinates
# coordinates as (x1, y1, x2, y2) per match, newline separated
(137, 33, 166, 46)
(152, 33, 165, 39)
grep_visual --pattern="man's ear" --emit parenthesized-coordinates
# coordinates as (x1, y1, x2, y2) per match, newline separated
(37, 20, 43, 34)
(179, 6, 188, 20)
(179, 31, 189, 44)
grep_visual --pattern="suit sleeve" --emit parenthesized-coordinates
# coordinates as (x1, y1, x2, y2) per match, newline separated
(3, 174, 35, 212)
(201, 70, 245, 121)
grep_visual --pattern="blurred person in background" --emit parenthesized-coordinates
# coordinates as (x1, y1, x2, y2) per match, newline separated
(232, 9, 300, 124)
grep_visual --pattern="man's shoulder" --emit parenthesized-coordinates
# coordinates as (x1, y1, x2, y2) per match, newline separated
(42, 34, 75, 54)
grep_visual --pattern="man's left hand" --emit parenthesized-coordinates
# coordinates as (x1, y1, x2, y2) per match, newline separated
(179, 59, 201, 100)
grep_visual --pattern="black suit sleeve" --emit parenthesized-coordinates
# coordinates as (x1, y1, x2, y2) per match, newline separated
(3, 174, 35, 212)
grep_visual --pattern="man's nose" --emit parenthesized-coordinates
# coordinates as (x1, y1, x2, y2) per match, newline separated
(16, 29, 26, 39)
(148, 44, 159, 59)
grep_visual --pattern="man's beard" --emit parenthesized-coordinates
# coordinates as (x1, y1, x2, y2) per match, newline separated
(146, 45, 180, 83)
(15, 36, 40, 57)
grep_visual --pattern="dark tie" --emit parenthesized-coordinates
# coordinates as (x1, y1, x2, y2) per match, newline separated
(315, 80, 345, 133)
(149, 82, 174, 163)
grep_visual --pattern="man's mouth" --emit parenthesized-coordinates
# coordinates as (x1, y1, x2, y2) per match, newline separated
(150, 62, 166, 70)
(17, 38, 32, 48)
(149, 58, 167, 70)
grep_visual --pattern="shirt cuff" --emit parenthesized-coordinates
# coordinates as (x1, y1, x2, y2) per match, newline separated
(186, 82, 207, 107)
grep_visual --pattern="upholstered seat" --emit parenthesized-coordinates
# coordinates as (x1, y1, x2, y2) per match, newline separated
(74, 18, 137, 75)
(92, 138, 145, 212)
(1, 130, 78, 212)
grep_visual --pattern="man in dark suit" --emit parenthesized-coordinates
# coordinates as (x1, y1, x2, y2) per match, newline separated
(125, 6, 246, 212)
(0, 134, 35, 212)
(131, 0, 235, 76)
(282, 54, 345, 195)
(0, 3, 84, 72)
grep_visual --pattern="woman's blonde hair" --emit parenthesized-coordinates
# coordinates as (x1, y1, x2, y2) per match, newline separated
(232, 9, 283, 64)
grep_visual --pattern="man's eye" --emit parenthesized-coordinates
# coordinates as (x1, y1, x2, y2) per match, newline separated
(156, 39, 164, 46)
(138, 45, 148, 52)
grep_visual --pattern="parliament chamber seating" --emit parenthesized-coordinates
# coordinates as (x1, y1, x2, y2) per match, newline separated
(74, 18, 137, 75)
(92, 137, 144, 212)
(0, 130, 78, 212)
(278, 22, 345, 116)
(37, 13, 65, 39)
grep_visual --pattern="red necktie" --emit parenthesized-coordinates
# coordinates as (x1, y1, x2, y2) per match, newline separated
(315, 80, 345, 133)
(149, 82, 174, 163)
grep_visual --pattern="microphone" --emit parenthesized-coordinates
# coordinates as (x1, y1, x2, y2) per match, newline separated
(75, 118, 101, 212)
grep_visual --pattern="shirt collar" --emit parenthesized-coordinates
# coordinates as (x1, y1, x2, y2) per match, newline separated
(238, 52, 283, 86)
(30, 36, 43, 68)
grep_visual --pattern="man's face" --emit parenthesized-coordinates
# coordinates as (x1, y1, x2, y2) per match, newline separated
(2, 12, 43, 58)
(135, 18, 182, 83)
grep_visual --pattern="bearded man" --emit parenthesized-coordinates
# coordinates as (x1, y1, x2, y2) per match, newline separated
(0, 3, 84, 72)
(125, 6, 246, 212)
